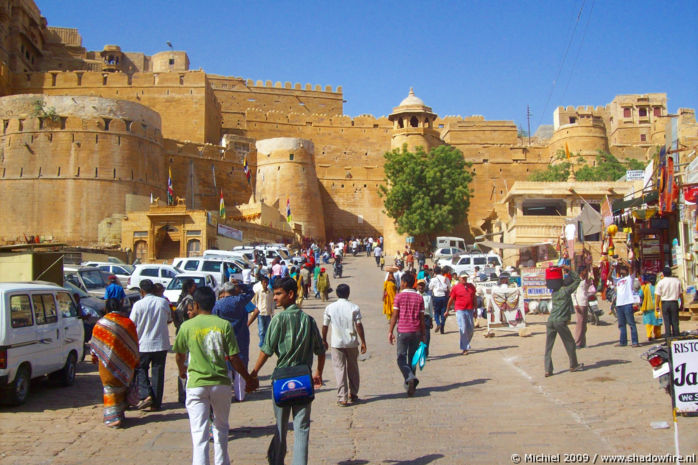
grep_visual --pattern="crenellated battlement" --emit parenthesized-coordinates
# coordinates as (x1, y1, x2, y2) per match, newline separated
(13, 69, 208, 90)
(244, 109, 391, 128)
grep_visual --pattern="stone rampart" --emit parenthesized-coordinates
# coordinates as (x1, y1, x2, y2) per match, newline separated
(10, 70, 217, 143)
(254, 138, 326, 240)
(0, 95, 164, 244)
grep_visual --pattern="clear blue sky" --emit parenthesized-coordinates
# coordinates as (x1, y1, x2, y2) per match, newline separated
(39, 0, 697, 132)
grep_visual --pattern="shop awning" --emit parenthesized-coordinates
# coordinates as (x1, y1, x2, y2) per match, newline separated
(612, 190, 658, 213)
(476, 240, 553, 250)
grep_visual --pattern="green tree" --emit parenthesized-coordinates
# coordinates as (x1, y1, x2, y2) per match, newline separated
(528, 150, 647, 182)
(379, 144, 473, 240)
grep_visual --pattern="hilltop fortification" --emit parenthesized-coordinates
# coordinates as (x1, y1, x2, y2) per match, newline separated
(0, 0, 694, 251)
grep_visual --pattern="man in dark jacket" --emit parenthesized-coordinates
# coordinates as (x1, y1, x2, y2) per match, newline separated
(213, 280, 254, 401)
(544, 265, 583, 377)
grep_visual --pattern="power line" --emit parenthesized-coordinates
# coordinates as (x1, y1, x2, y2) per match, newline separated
(535, 0, 587, 130)
(561, 0, 596, 102)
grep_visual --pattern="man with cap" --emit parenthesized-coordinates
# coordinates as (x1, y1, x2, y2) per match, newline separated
(446, 271, 477, 355)
(104, 274, 126, 306)
(545, 265, 583, 377)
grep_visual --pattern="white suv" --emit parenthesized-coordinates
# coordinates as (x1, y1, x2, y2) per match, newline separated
(172, 258, 243, 285)
(128, 264, 182, 290)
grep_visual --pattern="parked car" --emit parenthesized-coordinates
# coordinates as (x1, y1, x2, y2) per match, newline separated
(445, 253, 503, 277)
(202, 250, 254, 268)
(128, 264, 182, 290)
(434, 247, 465, 266)
(0, 282, 84, 405)
(171, 258, 243, 285)
(62, 281, 106, 347)
(163, 273, 218, 303)
(64, 266, 140, 308)
(82, 262, 134, 284)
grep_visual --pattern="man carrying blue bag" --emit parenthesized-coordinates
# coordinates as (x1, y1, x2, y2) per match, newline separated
(250, 277, 326, 465)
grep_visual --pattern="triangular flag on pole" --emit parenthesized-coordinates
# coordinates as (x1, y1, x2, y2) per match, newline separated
(167, 167, 174, 205)
(243, 156, 251, 185)
(286, 197, 292, 223)
(219, 189, 226, 219)
(565, 143, 571, 160)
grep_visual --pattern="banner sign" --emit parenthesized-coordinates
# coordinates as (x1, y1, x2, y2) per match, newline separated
(521, 267, 552, 299)
(626, 170, 644, 181)
(217, 224, 243, 241)
(670, 337, 698, 415)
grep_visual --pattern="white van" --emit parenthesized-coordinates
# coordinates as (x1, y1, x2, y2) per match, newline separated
(435, 236, 466, 251)
(0, 282, 84, 405)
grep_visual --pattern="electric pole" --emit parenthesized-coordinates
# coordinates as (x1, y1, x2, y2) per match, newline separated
(526, 105, 532, 146)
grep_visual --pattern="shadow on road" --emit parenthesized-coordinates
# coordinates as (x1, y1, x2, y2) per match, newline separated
(229, 424, 277, 439)
(471, 345, 519, 354)
(357, 378, 489, 403)
(577, 358, 631, 371)
(587, 340, 619, 348)
(126, 408, 189, 426)
(1, 368, 102, 412)
(338, 454, 445, 465)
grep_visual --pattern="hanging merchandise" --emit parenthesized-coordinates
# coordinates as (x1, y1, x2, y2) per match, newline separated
(607, 224, 618, 236)
(632, 207, 658, 220)
(683, 184, 698, 204)
(658, 147, 679, 214)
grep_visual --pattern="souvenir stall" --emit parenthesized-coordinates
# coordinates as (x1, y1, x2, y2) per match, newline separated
(608, 146, 678, 280)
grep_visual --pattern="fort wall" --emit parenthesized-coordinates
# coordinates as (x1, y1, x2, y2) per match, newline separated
(255, 138, 326, 240)
(208, 74, 344, 117)
(0, 96, 164, 244)
(11, 70, 217, 143)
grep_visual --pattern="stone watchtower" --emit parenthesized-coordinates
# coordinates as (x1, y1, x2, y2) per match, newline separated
(254, 137, 326, 241)
(383, 89, 443, 255)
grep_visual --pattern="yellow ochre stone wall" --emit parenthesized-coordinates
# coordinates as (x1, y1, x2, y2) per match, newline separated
(1, 0, 695, 248)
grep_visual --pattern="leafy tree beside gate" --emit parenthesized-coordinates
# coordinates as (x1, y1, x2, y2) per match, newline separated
(379, 144, 474, 243)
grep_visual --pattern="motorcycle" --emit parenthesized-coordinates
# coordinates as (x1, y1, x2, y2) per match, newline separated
(333, 259, 343, 279)
(641, 343, 672, 394)
(586, 296, 604, 325)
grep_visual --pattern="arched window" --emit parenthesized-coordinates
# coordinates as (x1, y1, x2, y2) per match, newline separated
(410, 116, 419, 128)
(187, 239, 201, 257)
(134, 240, 147, 262)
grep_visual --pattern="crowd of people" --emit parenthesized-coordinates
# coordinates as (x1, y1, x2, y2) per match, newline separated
(85, 239, 691, 465)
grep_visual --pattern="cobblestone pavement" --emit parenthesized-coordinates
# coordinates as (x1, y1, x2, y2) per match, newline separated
(1, 256, 697, 465)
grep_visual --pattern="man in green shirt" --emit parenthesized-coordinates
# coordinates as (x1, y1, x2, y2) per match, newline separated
(174, 287, 258, 465)
(250, 277, 325, 465)
(544, 265, 583, 377)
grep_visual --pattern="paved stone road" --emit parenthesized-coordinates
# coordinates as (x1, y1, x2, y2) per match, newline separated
(1, 255, 697, 465)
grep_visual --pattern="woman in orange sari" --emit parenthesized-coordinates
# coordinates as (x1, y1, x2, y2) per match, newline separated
(89, 298, 139, 428)
(383, 272, 397, 320)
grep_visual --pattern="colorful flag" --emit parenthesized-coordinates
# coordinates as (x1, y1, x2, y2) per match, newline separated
(219, 189, 226, 219)
(167, 167, 174, 205)
(286, 197, 292, 223)
(565, 143, 571, 160)
(243, 156, 250, 184)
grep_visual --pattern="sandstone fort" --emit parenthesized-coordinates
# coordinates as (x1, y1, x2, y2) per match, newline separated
(2, 0, 697, 259)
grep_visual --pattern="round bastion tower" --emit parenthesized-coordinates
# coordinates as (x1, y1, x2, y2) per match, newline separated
(0, 94, 164, 245)
(254, 137, 326, 241)
(383, 89, 443, 256)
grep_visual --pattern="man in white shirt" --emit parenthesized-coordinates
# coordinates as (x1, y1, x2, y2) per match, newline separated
(248, 275, 274, 347)
(373, 245, 383, 267)
(241, 265, 252, 285)
(655, 266, 683, 337)
(428, 266, 451, 334)
(613, 262, 639, 347)
(129, 279, 172, 411)
(322, 284, 367, 406)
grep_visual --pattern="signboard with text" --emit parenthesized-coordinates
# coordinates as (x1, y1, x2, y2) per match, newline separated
(670, 337, 698, 416)
(521, 267, 552, 299)
(217, 224, 243, 241)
